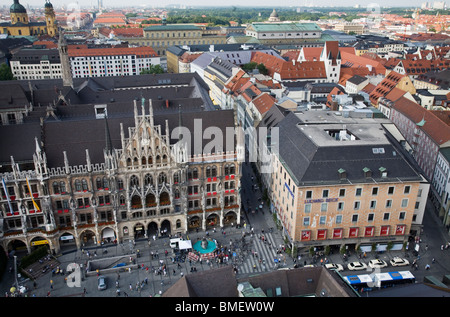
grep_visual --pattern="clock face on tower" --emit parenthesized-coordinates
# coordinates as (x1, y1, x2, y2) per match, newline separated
(142, 138, 149, 146)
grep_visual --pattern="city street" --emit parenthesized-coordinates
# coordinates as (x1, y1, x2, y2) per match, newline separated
(1, 161, 449, 297)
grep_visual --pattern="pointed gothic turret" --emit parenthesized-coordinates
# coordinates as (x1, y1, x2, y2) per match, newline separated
(58, 29, 73, 88)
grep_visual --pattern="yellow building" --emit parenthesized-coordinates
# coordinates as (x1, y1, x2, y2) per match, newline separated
(0, 0, 57, 37)
(271, 111, 429, 253)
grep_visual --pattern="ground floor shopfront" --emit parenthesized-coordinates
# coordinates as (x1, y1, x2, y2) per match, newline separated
(1, 208, 240, 255)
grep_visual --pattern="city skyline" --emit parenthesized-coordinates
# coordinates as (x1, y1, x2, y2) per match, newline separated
(2, 0, 446, 9)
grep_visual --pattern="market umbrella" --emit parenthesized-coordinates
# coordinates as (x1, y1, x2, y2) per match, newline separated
(10, 286, 16, 293)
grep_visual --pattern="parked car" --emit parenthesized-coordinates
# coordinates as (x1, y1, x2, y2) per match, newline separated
(98, 275, 107, 290)
(347, 261, 367, 271)
(325, 263, 344, 272)
(390, 257, 410, 267)
(368, 259, 388, 269)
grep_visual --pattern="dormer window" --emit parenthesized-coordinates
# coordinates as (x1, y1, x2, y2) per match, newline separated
(379, 167, 387, 178)
(95, 104, 107, 119)
(363, 167, 372, 178)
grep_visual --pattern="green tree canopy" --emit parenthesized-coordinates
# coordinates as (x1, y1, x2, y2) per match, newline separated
(140, 64, 164, 75)
(0, 63, 15, 81)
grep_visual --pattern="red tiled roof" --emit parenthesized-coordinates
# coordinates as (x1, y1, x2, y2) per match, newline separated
(68, 46, 158, 58)
(33, 40, 57, 49)
(341, 51, 386, 75)
(93, 18, 127, 24)
(251, 51, 326, 80)
(361, 83, 376, 94)
(252, 93, 276, 115)
(393, 97, 450, 145)
(111, 28, 144, 37)
(369, 70, 405, 105)
(385, 87, 407, 102)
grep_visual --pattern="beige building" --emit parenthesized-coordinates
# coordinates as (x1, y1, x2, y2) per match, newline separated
(271, 111, 428, 253)
(334, 23, 365, 35)
(140, 24, 226, 56)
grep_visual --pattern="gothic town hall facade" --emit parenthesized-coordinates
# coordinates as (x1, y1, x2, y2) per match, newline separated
(0, 72, 242, 254)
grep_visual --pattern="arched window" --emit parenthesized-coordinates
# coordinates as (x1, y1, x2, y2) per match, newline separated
(206, 166, 211, 178)
(192, 168, 198, 179)
(53, 182, 60, 194)
(173, 171, 180, 184)
(211, 166, 217, 177)
(119, 195, 126, 206)
(130, 175, 139, 188)
(144, 174, 153, 187)
(74, 179, 82, 191)
(117, 179, 124, 190)
(96, 178, 102, 190)
(102, 177, 109, 189)
(60, 181, 66, 193)
(158, 173, 167, 184)
(82, 179, 88, 191)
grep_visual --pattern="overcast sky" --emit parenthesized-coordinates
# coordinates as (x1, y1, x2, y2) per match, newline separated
(9, 0, 437, 8)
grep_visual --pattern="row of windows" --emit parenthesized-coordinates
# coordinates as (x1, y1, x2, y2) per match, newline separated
(302, 211, 407, 227)
(145, 31, 202, 38)
(303, 198, 415, 213)
(305, 185, 413, 199)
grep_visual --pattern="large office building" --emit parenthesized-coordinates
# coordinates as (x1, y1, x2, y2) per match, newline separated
(271, 111, 429, 252)
(126, 22, 227, 56)
(68, 45, 161, 78)
(10, 48, 62, 80)
(0, 72, 242, 255)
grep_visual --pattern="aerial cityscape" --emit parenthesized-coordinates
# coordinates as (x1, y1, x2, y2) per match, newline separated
(0, 0, 449, 303)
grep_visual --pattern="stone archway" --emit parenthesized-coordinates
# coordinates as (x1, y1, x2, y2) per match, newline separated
(224, 211, 238, 226)
(30, 236, 50, 252)
(147, 221, 158, 239)
(134, 222, 145, 239)
(188, 216, 201, 231)
(206, 213, 220, 228)
(59, 232, 77, 252)
(160, 219, 171, 237)
(101, 227, 116, 243)
(6, 239, 28, 256)
(79, 229, 96, 247)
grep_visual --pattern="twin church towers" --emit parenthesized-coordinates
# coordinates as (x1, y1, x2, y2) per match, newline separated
(2, 0, 57, 37)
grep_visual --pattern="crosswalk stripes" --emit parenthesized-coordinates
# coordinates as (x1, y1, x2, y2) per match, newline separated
(237, 232, 281, 275)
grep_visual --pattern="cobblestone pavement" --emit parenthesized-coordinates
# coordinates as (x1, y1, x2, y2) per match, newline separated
(1, 162, 449, 297)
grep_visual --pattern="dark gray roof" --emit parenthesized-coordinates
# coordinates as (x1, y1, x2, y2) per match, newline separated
(257, 104, 290, 130)
(277, 111, 423, 186)
(163, 265, 238, 297)
(1, 108, 235, 168)
(347, 75, 368, 85)
(11, 48, 60, 64)
(0, 72, 227, 167)
(0, 83, 29, 109)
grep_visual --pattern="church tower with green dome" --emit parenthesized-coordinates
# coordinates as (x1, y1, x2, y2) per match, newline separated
(44, 0, 57, 37)
(1, 0, 57, 37)
(10, 0, 29, 25)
